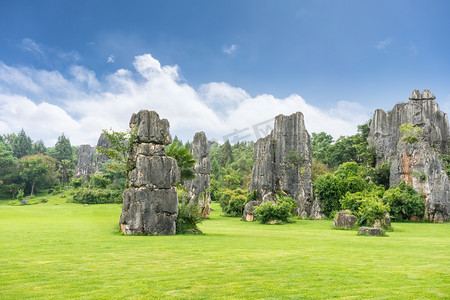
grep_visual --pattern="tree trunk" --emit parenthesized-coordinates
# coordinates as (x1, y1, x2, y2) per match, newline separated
(31, 181, 35, 196)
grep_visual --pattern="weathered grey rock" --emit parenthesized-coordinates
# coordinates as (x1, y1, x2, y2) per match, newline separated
(21, 199, 28, 205)
(248, 112, 320, 218)
(242, 200, 261, 222)
(358, 227, 385, 236)
(333, 210, 358, 229)
(409, 89, 422, 100)
(369, 90, 450, 222)
(120, 110, 180, 235)
(421, 89, 436, 100)
(373, 211, 392, 229)
(369, 90, 450, 164)
(73, 144, 96, 178)
(96, 133, 112, 165)
(183, 132, 211, 218)
(130, 110, 172, 145)
(390, 140, 449, 222)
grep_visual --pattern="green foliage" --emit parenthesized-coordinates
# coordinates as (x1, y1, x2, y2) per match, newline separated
(166, 141, 196, 184)
(311, 132, 333, 164)
(358, 197, 389, 227)
(70, 177, 83, 188)
(399, 123, 423, 144)
(285, 150, 305, 167)
(220, 140, 233, 167)
(176, 202, 203, 234)
(382, 181, 425, 221)
(32, 140, 46, 155)
(72, 188, 122, 204)
(7, 129, 33, 158)
(312, 121, 375, 169)
(96, 128, 138, 174)
(89, 174, 111, 188)
(311, 160, 330, 182)
(0, 141, 20, 197)
(314, 173, 345, 217)
(19, 154, 58, 195)
(53, 133, 73, 162)
(17, 189, 24, 200)
(253, 195, 297, 224)
(367, 162, 391, 190)
(217, 188, 248, 217)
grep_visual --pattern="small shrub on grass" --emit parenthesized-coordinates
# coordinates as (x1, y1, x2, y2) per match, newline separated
(72, 188, 122, 204)
(176, 203, 202, 234)
(358, 197, 389, 227)
(253, 196, 297, 224)
(218, 188, 249, 217)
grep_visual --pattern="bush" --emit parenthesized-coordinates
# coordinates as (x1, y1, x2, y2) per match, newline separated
(253, 196, 297, 224)
(89, 174, 110, 189)
(382, 181, 425, 221)
(399, 123, 423, 144)
(314, 173, 345, 217)
(176, 203, 202, 234)
(358, 197, 389, 227)
(72, 188, 122, 204)
(217, 188, 249, 217)
(70, 177, 83, 188)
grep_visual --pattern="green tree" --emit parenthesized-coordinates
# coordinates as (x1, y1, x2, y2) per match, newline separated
(311, 132, 333, 163)
(53, 134, 73, 162)
(19, 154, 58, 195)
(220, 140, 233, 167)
(32, 140, 47, 155)
(96, 128, 137, 175)
(0, 141, 20, 197)
(9, 129, 33, 158)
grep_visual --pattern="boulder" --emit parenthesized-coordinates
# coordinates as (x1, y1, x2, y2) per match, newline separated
(373, 211, 391, 229)
(248, 112, 319, 218)
(119, 110, 180, 235)
(241, 200, 261, 222)
(358, 227, 385, 236)
(21, 199, 28, 205)
(333, 210, 358, 229)
(183, 132, 212, 218)
(73, 144, 96, 178)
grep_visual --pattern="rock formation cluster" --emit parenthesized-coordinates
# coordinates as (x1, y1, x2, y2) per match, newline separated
(183, 131, 211, 218)
(119, 110, 180, 235)
(368, 89, 450, 222)
(248, 112, 321, 219)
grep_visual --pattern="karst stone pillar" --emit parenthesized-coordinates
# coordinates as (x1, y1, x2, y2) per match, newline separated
(119, 110, 180, 235)
(183, 131, 211, 218)
(248, 112, 321, 219)
(368, 90, 450, 222)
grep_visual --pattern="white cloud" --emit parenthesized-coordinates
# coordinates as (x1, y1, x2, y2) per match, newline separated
(223, 44, 238, 55)
(107, 55, 115, 63)
(20, 38, 45, 56)
(0, 53, 369, 146)
(376, 38, 392, 50)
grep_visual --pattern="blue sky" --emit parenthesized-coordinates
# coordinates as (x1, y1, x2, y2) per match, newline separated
(1, 0, 450, 146)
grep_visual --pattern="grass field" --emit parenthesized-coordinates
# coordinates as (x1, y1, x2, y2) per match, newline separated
(0, 194, 449, 299)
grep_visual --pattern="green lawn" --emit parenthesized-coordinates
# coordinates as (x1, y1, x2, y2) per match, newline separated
(0, 198, 449, 299)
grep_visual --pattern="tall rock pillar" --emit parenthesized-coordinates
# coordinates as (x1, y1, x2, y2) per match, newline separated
(119, 110, 180, 235)
(249, 112, 319, 218)
(184, 131, 211, 218)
